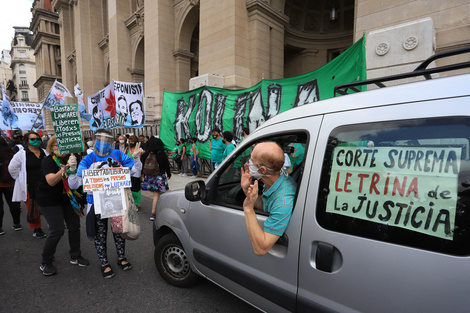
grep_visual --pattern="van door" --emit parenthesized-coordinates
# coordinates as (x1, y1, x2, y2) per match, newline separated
(298, 98, 470, 312)
(188, 117, 321, 312)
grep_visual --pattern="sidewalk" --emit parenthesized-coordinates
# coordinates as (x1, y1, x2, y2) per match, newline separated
(141, 172, 207, 198)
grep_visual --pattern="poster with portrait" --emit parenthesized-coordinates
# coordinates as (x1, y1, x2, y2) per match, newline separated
(93, 188, 127, 218)
(0, 100, 45, 131)
(87, 81, 144, 131)
(87, 83, 113, 131)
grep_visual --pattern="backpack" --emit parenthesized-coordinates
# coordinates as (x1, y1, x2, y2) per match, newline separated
(143, 152, 160, 176)
(0, 159, 14, 182)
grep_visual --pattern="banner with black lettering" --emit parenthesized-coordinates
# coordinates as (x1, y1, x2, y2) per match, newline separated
(87, 81, 144, 131)
(326, 146, 461, 240)
(0, 98, 45, 131)
(160, 36, 366, 159)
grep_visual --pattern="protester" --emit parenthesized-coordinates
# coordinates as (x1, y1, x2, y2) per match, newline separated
(222, 131, 235, 160)
(68, 129, 142, 279)
(36, 136, 89, 276)
(179, 138, 188, 177)
(10, 130, 24, 152)
(142, 136, 171, 221)
(9, 131, 48, 238)
(189, 137, 200, 178)
(0, 137, 22, 235)
(125, 135, 143, 208)
(241, 142, 297, 256)
(171, 139, 183, 174)
(115, 135, 128, 152)
(209, 128, 224, 172)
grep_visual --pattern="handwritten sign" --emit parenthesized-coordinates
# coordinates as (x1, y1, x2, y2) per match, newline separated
(82, 167, 131, 192)
(326, 146, 461, 240)
(50, 104, 83, 154)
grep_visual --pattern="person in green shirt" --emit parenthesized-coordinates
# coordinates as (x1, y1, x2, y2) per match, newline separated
(124, 135, 142, 207)
(189, 137, 200, 177)
(209, 128, 224, 172)
(171, 140, 183, 174)
(222, 131, 235, 160)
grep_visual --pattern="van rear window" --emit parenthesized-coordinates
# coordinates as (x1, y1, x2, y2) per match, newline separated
(317, 117, 470, 256)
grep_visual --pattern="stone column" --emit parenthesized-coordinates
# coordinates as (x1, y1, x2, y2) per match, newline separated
(246, 0, 289, 83)
(108, 0, 133, 82)
(199, 0, 251, 89)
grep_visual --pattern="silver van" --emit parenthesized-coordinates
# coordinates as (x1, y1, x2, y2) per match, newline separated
(153, 48, 470, 312)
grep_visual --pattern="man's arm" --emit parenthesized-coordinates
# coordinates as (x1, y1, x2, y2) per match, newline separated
(243, 180, 280, 256)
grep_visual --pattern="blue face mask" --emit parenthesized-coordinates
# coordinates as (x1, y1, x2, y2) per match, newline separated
(95, 140, 112, 154)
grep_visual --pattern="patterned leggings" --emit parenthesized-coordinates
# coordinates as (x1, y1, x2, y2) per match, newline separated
(94, 216, 126, 266)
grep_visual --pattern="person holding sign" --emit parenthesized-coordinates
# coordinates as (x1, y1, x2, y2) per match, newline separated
(68, 129, 142, 279)
(241, 142, 297, 256)
(36, 136, 89, 276)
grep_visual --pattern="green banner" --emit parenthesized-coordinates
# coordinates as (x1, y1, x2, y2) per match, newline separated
(160, 36, 366, 160)
(326, 146, 461, 240)
(50, 104, 84, 154)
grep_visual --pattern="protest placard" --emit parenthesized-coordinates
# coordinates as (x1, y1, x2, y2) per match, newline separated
(82, 167, 131, 192)
(326, 146, 461, 240)
(50, 104, 83, 154)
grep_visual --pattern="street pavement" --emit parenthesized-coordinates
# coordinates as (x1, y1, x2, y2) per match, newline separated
(0, 173, 259, 313)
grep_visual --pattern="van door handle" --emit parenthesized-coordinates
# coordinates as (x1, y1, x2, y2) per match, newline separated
(276, 233, 288, 247)
(315, 242, 341, 273)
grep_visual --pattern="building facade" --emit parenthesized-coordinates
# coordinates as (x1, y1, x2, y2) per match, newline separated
(45, 0, 470, 131)
(0, 50, 12, 90)
(31, 0, 61, 131)
(9, 27, 38, 103)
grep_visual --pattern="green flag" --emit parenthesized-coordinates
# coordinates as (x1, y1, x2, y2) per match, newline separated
(160, 36, 366, 160)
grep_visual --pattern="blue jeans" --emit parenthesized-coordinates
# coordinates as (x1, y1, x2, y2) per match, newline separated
(191, 155, 200, 175)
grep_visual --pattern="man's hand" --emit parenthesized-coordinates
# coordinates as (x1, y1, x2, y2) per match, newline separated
(68, 154, 77, 171)
(133, 142, 143, 159)
(243, 180, 258, 210)
(241, 163, 252, 194)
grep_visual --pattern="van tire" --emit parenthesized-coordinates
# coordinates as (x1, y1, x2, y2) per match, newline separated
(154, 233, 200, 287)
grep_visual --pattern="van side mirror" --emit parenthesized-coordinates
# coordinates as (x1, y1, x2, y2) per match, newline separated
(185, 180, 206, 202)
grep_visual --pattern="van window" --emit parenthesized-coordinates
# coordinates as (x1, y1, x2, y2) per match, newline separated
(213, 132, 308, 210)
(317, 117, 470, 256)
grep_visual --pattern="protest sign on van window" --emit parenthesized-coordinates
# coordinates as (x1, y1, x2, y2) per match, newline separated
(326, 146, 461, 240)
(87, 81, 144, 131)
(50, 104, 83, 154)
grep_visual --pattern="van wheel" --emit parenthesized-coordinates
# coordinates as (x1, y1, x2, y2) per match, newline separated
(154, 233, 200, 287)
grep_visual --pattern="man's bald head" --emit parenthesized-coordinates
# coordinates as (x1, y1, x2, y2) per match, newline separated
(253, 142, 284, 171)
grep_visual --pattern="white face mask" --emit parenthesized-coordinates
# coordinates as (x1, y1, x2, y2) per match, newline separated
(87, 141, 94, 148)
(119, 140, 125, 144)
(248, 159, 271, 180)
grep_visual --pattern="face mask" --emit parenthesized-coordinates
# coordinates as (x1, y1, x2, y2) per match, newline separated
(119, 140, 125, 144)
(129, 143, 136, 147)
(29, 139, 42, 147)
(248, 159, 269, 180)
(87, 141, 94, 148)
(95, 140, 112, 154)
(212, 135, 218, 139)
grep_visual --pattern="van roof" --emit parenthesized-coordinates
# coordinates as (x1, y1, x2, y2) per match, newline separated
(257, 72, 470, 131)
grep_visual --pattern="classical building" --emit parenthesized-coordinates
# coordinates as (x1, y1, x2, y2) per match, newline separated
(47, 0, 470, 131)
(0, 50, 12, 89)
(8, 27, 38, 103)
(31, 0, 61, 131)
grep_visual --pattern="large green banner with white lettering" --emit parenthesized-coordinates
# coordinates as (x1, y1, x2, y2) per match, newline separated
(160, 36, 366, 159)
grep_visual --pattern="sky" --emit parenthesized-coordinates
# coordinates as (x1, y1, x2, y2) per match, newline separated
(0, 0, 34, 54)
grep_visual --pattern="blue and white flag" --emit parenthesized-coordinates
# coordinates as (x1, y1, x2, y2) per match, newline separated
(43, 80, 72, 109)
(74, 83, 92, 121)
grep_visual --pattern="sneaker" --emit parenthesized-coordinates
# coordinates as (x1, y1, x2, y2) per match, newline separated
(70, 256, 90, 267)
(0, 228, 4, 235)
(190, 175, 197, 178)
(40, 263, 57, 276)
(181, 173, 187, 177)
(150, 213, 156, 221)
(33, 228, 47, 239)
(12, 224, 22, 231)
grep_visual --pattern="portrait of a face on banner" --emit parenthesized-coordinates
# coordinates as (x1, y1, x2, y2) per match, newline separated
(87, 81, 145, 131)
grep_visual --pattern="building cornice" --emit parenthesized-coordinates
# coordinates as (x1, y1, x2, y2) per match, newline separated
(33, 75, 59, 88)
(245, 0, 290, 26)
(31, 32, 60, 50)
(98, 35, 109, 50)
